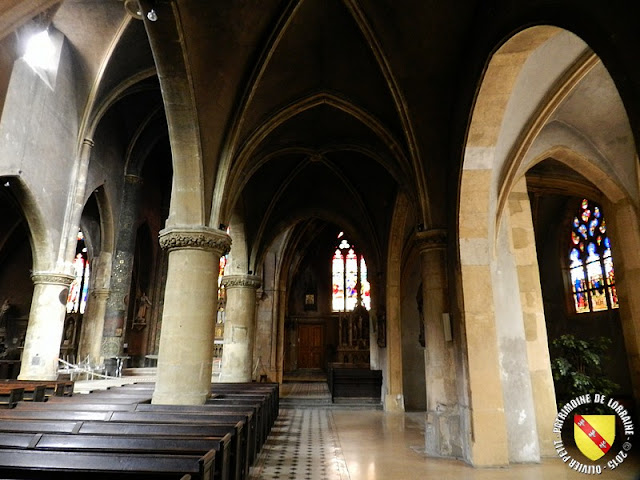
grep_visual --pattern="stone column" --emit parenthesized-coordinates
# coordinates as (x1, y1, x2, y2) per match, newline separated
(507, 181, 556, 458)
(77, 288, 109, 363)
(220, 274, 262, 382)
(417, 230, 461, 458)
(152, 226, 231, 405)
(101, 174, 144, 359)
(19, 272, 75, 380)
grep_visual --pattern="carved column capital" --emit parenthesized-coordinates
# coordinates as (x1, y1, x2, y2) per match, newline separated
(222, 274, 262, 290)
(30, 272, 75, 286)
(159, 226, 232, 255)
(416, 229, 447, 253)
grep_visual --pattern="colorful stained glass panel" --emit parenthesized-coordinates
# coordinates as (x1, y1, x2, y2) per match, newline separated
(360, 258, 371, 310)
(332, 249, 345, 311)
(345, 249, 358, 311)
(569, 199, 618, 313)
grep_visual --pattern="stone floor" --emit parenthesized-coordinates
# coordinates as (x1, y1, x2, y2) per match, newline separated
(251, 398, 640, 480)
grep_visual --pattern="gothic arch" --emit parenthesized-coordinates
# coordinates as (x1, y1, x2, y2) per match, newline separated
(458, 26, 590, 465)
(0, 175, 51, 273)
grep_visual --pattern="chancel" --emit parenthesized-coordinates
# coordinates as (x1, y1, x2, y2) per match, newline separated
(0, 1, 638, 478)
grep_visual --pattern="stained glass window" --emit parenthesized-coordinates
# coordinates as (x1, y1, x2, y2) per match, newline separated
(360, 257, 370, 310)
(332, 233, 370, 312)
(332, 249, 345, 311)
(66, 231, 90, 314)
(569, 199, 618, 313)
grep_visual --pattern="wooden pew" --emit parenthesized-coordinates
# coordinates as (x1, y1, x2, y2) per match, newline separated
(0, 382, 46, 402)
(14, 399, 266, 471)
(17, 400, 264, 456)
(0, 431, 231, 480)
(328, 364, 382, 401)
(110, 411, 257, 471)
(139, 402, 265, 456)
(0, 386, 24, 408)
(0, 412, 248, 480)
(0, 448, 215, 479)
(1, 379, 74, 399)
(0, 381, 278, 480)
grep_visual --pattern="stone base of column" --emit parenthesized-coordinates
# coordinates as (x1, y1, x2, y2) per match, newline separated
(219, 342, 252, 382)
(425, 407, 463, 458)
(384, 393, 405, 412)
(153, 385, 209, 405)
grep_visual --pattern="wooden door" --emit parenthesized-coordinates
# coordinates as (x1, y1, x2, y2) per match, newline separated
(298, 324, 324, 369)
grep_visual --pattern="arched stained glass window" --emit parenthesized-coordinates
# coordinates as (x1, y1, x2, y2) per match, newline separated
(66, 231, 90, 314)
(332, 233, 370, 312)
(569, 199, 619, 313)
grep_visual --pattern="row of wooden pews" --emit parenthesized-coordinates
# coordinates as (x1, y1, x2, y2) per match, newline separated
(0, 379, 74, 407)
(0, 381, 279, 480)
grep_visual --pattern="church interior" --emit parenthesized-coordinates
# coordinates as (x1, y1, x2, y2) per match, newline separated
(0, 0, 639, 478)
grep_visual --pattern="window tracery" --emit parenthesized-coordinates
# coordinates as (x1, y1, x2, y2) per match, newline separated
(569, 199, 618, 313)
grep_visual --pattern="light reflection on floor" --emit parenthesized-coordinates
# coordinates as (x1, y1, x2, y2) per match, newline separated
(251, 407, 639, 480)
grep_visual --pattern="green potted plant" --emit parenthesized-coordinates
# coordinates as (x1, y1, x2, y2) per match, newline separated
(550, 334, 619, 414)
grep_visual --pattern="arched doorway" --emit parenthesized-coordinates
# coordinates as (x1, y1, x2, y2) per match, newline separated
(0, 177, 33, 377)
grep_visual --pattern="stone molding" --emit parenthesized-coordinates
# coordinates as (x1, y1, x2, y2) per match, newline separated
(159, 226, 231, 254)
(91, 288, 110, 299)
(124, 174, 144, 185)
(416, 229, 447, 252)
(222, 274, 262, 290)
(31, 272, 75, 286)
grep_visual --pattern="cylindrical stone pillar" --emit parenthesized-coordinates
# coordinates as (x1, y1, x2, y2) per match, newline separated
(77, 288, 109, 363)
(101, 174, 144, 359)
(220, 274, 261, 382)
(19, 272, 75, 380)
(152, 226, 231, 405)
(417, 229, 460, 457)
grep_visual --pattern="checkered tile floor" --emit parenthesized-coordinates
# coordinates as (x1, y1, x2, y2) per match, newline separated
(249, 409, 350, 480)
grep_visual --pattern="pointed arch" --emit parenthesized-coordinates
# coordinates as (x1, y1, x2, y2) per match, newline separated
(213, 91, 411, 228)
(0, 175, 51, 273)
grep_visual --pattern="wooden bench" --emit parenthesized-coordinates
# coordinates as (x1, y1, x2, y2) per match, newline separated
(141, 402, 265, 456)
(0, 386, 24, 408)
(0, 431, 231, 480)
(0, 382, 46, 402)
(0, 381, 278, 480)
(0, 448, 215, 479)
(15, 399, 267, 472)
(2, 379, 73, 399)
(0, 411, 249, 480)
(328, 364, 382, 401)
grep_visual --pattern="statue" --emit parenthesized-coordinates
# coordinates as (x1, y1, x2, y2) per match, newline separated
(135, 292, 151, 324)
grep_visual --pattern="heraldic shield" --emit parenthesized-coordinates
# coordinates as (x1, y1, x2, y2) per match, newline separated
(574, 414, 615, 461)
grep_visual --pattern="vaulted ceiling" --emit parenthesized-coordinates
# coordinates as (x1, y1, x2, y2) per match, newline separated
(3, 0, 640, 273)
